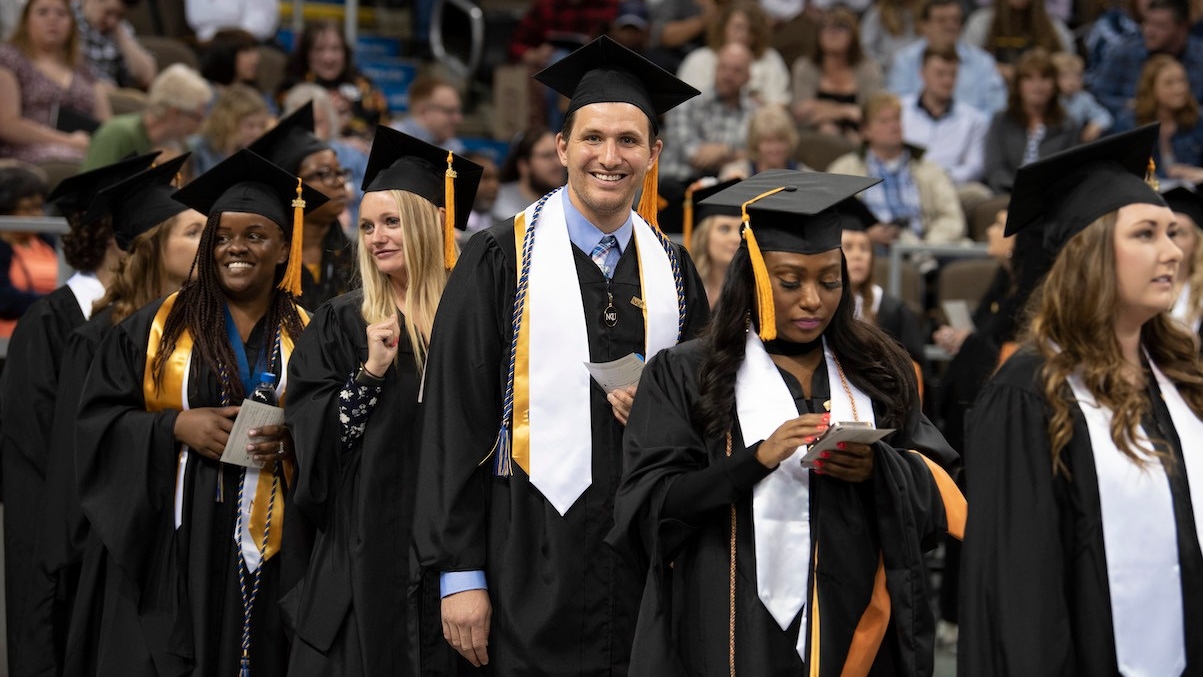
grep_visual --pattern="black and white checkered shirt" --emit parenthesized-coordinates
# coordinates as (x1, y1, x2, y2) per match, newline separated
(73, 2, 130, 87)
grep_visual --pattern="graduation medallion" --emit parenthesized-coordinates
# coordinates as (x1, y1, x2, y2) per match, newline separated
(603, 292, 618, 327)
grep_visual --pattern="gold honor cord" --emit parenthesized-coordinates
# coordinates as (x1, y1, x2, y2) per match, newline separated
(740, 186, 788, 341)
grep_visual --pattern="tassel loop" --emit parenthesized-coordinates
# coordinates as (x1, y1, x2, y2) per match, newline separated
(278, 177, 305, 296)
(444, 150, 458, 270)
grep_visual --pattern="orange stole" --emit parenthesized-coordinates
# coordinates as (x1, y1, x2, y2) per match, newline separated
(143, 292, 308, 564)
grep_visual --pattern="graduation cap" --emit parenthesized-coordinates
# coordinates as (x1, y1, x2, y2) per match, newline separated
(361, 125, 483, 269)
(247, 101, 330, 176)
(534, 35, 700, 228)
(85, 153, 191, 251)
(835, 196, 880, 232)
(172, 149, 329, 297)
(700, 169, 882, 341)
(46, 151, 160, 217)
(682, 178, 741, 251)
(1162, 183, 1203, 230)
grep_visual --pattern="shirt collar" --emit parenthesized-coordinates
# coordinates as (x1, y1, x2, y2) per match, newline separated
(563, 190, 633, 256)
(65, 271, 105, 320)
(916, 93, 955, 120)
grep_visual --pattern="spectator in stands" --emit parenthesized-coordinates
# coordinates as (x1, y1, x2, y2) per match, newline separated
(1051, 51, 1112, 142)
(901, 45, 992, 204)
(1112, 54, 1203, 183)
(887, 0, 1007, 114)
(0, 0, 111, 165)
(492, 126, 565, 223)
(74, 0, 155, 89)
(647, 0, 715, 72)
(187, 82, 269, 175)
(200, 28, 260, 91)
(280, 20, 389, 144)
(962, 0, 1073, 81)
(677, 0, 790, 105)
(185, 0, 277, 42)
(828, 92, 967, 246)
(984, 48, 1079, 193)
(1088, 0, 1203, 117)
(0, 161, 54, 338)
(861, 0, 922, 71)
(1085, 0, 1149, 75)
(464, 150, 499, 238)
(686, 179, 741, 307)
(606, 0, 652, 56)
(662, 42, 757, 185)
(791, 6, 883, 144)
(83, 63, 212, 170)
(283, 82, 368, 226)
(391, 76, 465, 153)
(720, 104, 801, 179)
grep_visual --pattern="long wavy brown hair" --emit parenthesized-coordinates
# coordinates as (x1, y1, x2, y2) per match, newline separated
(1005, 48, 1066, 128)
(1133, 54, 1200, 129)
(706, 0, 771, 58)
(1024, 212, 1203, 477)
(94, 214, 184, 325)
(9, 0, 80, 67)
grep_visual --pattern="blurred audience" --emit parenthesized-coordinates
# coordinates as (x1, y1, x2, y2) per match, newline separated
(984, 48, 1079, 193)
(0, 0, 110, 164)
(83, 63, 212, 169)
(187, 82, 269, 175)
(200, 28, 261, 91)
(1085, 0, 1150, 72)
(74, 0, 156, 89)
(720, 104, 801, 179)
(463, 150, 500, 238)
(185, 0, 278, 42)
(887, 0, 1007, 114)
(493, 126, 565, 223)
(391, 76, 465, 152)
(280, 20, 389, 145)
(677, 0, 790, 105)
(962, 0, 1073, 80)
(606, 0, 652, 56)
(829, 92, 966, 247)
(791, 6, 883, 144)
(1051, 51, 1112, 142)
(860, 0, 921, 71)
(282, 82, 368, 225)
(1112, 54, 1203, 183)
(507, 0, 618, 67)
(662, 42, 758, 184)
(0, 161, 54, 338)
(647, 0, 716, 72)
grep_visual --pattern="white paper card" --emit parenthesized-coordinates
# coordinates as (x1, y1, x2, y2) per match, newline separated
(584, 353, 645, 392)
(799, 422, 895, 468)
(220, 398, 285, 468)
(942, 300, 976, 332)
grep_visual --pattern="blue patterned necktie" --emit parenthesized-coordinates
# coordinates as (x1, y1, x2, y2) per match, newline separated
(591, 235, 619, 279)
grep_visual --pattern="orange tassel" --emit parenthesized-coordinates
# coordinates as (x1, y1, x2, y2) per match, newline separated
(279, 177, 305, 296)
(740, 186, 787, 342)
(637, 158, 660, 228)
(444, 150, 458, 270)
(682, 183, 696, 253)
(1146, 158, 1160, 191)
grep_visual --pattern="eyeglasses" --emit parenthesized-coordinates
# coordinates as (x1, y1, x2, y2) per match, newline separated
(302, 166, 353, 187)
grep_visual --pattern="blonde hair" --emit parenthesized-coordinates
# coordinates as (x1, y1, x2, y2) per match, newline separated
(200, 83, 268, 154)
(147, 64, 214, 118)
(862, 91, 902, 125)
(1049, 51, 1083, 75)
(94, 214, 184, 324)
(689, 215, 721, 281)
(9, 0, 79, 67)
(1133, 54, 1200, 129)
(282, 82, 342, 139)
(357, 190, 450, 370)
(1025, 213, 1203, 477)
(746, 105, 799, 163)
(1184, 226, 1203, 329)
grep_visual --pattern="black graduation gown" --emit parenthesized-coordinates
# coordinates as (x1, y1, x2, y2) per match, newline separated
(298, 223, 355, 312)
(414, 219, 710, 675)
(875, 293, 926, 370)
(72, 298, 296, 677)
(609, 340, 960, 677)
(283, 290, 455, 675)
(23, 306, 117, 677)
(959, 349, 1203, 675)
(0, 284, 87, 674)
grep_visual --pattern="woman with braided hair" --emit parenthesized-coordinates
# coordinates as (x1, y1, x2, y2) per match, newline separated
(609, 170, 963, 675)
(73, 148, 327, 676)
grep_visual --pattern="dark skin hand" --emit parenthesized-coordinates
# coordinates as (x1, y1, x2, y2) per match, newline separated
(755, 412, 875, 482)
(174, 406, 240, 460)
(247, 424, 296, 464)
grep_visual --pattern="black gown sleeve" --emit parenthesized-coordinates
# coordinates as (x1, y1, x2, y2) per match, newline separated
(958, 361, 1074, 676)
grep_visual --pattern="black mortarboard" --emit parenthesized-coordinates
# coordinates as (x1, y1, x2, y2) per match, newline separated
(1005, 124, 1165, 254)
(836, 196, 879, 232)
(172, 149, 329, 295)
(362, 126, 483, 268)
(533, 35, 699, 136)
(681, 178, 741, 251)
(1162, 184, 1203, 229)
(46, 151, 160, 217)
(86, 153, 191, 250)
(247, 102, 331, 176)
(700, 170, 882, 340)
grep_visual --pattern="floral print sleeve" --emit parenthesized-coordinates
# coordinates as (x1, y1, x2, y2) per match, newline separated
(339, 372, 383, 452)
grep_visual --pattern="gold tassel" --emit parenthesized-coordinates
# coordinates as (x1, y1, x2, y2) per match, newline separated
(1146, 158, 1160, 191)
(637, 158, 660, 228)
(444, 150, 458, 270)
(682, 182, 696, 253)
(740, 187, 787, 342)
(279, 177, 305, 296)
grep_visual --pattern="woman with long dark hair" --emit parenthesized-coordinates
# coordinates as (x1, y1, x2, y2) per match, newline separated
(72, 149, 327, 676)
(610, 170, 962, 674)
(960, 125, 1203, 674)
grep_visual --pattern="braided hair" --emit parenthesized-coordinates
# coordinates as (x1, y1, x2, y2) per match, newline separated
(152, 213, 305, 399)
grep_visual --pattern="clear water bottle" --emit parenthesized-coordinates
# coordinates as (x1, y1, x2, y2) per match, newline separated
(250, 371, 278, 405)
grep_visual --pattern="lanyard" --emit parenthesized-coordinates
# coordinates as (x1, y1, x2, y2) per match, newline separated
(223, 304, 273, 395)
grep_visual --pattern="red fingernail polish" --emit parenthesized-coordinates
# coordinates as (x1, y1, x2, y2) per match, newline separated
(821, 451, 831, 458)
(837, 442, 847, 450)
(815, 468, 825, 475)
(822, 413, 831, 422)
(817, 424, 828, 431)
(813, 460, 823, 467)
(804, 436, 816, 443)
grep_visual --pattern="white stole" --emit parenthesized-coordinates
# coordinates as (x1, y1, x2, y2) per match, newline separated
(1171, 282, 1202, 335)
(525, 189, 678, 515)
(736, 333, 875, 660)
(65, 271, 105, 320)
(1068, 357, 1203, 676)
